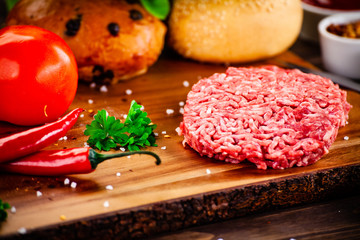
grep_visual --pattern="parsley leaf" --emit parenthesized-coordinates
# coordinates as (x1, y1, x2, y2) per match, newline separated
(84, 100, 157, 151)
(0, 199, 11, 222)
(140, 0, 170, 20)
(5, 0, 19, 11)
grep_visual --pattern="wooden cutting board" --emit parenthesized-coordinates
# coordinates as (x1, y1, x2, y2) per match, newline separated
(0, 51, 359, 239)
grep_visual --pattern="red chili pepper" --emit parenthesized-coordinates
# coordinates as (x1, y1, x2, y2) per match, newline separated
(0, 147, 161, 176)
(0, 108, 84, 163)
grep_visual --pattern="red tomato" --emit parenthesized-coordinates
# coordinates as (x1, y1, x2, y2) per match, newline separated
(0, 25, 78, 126)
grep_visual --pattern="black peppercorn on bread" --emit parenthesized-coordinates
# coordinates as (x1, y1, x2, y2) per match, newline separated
(6, 0, 167, 84)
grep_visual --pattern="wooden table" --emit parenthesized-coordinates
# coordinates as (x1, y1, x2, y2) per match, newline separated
(0, 39, 359, 240)
(149, 194, 360, 240)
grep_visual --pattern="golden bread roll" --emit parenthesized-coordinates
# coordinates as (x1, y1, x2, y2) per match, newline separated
(168, 0, 303, 63)
(7, 0, 167, 84)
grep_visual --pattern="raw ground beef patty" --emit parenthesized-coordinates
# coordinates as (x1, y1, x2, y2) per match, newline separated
(177, 65, 352, 169)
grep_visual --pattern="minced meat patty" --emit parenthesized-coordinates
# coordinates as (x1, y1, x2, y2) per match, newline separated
(177, 66, 352, 169)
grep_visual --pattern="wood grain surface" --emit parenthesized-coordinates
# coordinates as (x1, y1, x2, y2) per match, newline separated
(0, 51, 359, 239)
(148, 194, 360, 240)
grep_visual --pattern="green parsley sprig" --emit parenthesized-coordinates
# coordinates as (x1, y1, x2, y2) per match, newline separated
(0, 199, 11, 222)
(84, 100, 157, 151)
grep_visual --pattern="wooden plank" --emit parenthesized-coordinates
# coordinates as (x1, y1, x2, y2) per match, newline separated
(148, 195, 360, 240)
(0, 51, 359, 239)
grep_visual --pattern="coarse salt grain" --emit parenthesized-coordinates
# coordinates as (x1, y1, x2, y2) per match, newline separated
(140, 105, 145, 111)
(103, 201, 110, 208)
(36, 191, 42, 197)
(18, 227, 27, 235)
(166, 109, 174, 115)
(161, 131, 167, 134)
(125, 89, 132, 95)
(88, 99, 94, 104)
(116, 172, 121, 177)
(179, 101, 185, 106)
(127, 156, 131, 158)
(123, 114, 127, 119)
(183, 81, 190, 87)
(161, 146, 167, 150)
(175, 127, 180, 134)
(11, 206, 16, 213)
(84, 142, 89, 147)
(154, 132, 159, 137)
(206, 169, 211, 174)
(179, 107, 184, 114)
(90, 82, 96, 88)
(100, 85, 108, 93)
(344, 136, 349, 140)
(80, 114, 85, 118)
(106, 185, 114, 190)
(64, 178, 70, 185)
(120, 147, 126, 152)
(70, 182, 77, 188)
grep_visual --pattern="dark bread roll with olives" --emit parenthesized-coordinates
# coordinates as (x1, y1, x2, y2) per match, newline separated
(6, 0, 166, 84)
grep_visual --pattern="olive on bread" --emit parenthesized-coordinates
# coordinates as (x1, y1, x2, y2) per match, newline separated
(7, 0, 167, 84)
